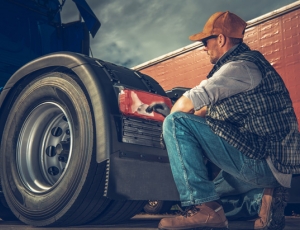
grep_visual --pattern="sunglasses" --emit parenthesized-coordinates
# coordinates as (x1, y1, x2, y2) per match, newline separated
(202, 35, 219, 47)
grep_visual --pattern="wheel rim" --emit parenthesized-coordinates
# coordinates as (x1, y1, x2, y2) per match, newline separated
(148, 200, 159, 207)
(17, 102, 73, 193)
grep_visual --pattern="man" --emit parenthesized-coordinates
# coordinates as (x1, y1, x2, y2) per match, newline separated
(147, 11, 300, 230)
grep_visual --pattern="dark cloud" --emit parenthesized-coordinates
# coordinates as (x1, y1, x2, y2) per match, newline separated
(61, 0, 298, 67)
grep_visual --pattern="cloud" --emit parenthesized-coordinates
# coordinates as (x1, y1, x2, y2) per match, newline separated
(61, 0, 298, 67)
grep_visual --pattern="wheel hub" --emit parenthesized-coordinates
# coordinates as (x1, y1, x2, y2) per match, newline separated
(17, 102, 73, 193)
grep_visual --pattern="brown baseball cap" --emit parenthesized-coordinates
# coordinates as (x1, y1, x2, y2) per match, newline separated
(189, 11, 247, 41)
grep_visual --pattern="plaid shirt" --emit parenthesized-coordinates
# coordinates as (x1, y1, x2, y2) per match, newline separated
(206, 43, 300, 174)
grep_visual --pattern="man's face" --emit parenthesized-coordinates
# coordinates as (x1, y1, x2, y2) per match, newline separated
(203, 36, 221, 64)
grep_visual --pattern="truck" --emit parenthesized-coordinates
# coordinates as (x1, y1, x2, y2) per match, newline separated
(0, 0, 179, 226)
(133, 0, 300, 209)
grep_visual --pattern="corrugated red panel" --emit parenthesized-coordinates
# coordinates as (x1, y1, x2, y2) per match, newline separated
(140, 8, 300, 126)
(141, 48, 212, 91)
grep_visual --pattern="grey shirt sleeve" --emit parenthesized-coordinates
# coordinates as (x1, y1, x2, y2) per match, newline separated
(183, 60, 262, 111)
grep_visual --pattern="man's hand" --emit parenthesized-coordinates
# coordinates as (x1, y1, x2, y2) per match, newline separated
(194, 106, 207, 117)
(146, 102, 171, 117)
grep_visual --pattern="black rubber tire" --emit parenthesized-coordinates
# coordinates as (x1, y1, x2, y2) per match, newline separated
(143, 200, 175, 214)
(90, 200, 147, 224)
(0, 72, 111, 226)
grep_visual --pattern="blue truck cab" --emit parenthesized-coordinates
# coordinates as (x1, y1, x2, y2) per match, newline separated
(0, 0, 100, 88)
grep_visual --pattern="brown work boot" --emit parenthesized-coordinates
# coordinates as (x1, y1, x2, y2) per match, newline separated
(158, 201, 228, 230)
(254, 186, 289, 230)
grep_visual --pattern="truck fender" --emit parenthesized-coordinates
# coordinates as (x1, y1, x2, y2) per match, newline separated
(0, 52, 111, 163)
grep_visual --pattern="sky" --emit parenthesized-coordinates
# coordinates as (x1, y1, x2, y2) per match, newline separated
(61, 0, 298, 68)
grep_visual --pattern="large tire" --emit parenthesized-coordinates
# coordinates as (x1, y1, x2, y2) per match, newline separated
(143, 200, 175, 214)
(0, 72, 113, 226)
(90, 200, 147, 224)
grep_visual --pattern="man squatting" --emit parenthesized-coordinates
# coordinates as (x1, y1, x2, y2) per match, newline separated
(147, 11, 300, 230)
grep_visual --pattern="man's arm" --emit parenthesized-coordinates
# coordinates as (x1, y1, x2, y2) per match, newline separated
(170, 96, 207, 117)
(183, 61, 262, 111)
(147, 95, 206, 117)
(149, 61, 261, 118)
(170, 95, 194, 114)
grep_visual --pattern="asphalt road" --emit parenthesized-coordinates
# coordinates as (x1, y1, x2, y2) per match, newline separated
(0, 215, 299, 230)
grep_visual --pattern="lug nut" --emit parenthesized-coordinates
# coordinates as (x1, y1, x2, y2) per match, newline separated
(56, 141, 70, 157)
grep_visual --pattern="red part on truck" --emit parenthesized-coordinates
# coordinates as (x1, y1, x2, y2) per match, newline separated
(119, 88, 172, 122)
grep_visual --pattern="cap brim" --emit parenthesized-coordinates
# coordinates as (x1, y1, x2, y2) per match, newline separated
(189, 31, 212, 41)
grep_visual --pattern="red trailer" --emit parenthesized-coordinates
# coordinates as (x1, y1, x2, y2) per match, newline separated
(133, 1, 300, 203)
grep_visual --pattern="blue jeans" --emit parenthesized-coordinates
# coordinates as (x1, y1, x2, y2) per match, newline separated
(163, 112, 280, 218)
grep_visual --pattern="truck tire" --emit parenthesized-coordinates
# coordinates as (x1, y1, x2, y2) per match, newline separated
(0, 72, 113, 226)
(90, 200, 147, 224)
(143, 200, 175, 214)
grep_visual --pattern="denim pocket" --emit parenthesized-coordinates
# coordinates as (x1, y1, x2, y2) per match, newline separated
(240, 158, 272, 186)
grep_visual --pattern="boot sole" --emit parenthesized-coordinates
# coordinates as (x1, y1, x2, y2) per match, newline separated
(260, 186, 289, 230)
(158, 228, 228, 230)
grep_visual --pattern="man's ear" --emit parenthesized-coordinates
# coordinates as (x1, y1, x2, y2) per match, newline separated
(218, 34, 226, 47)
